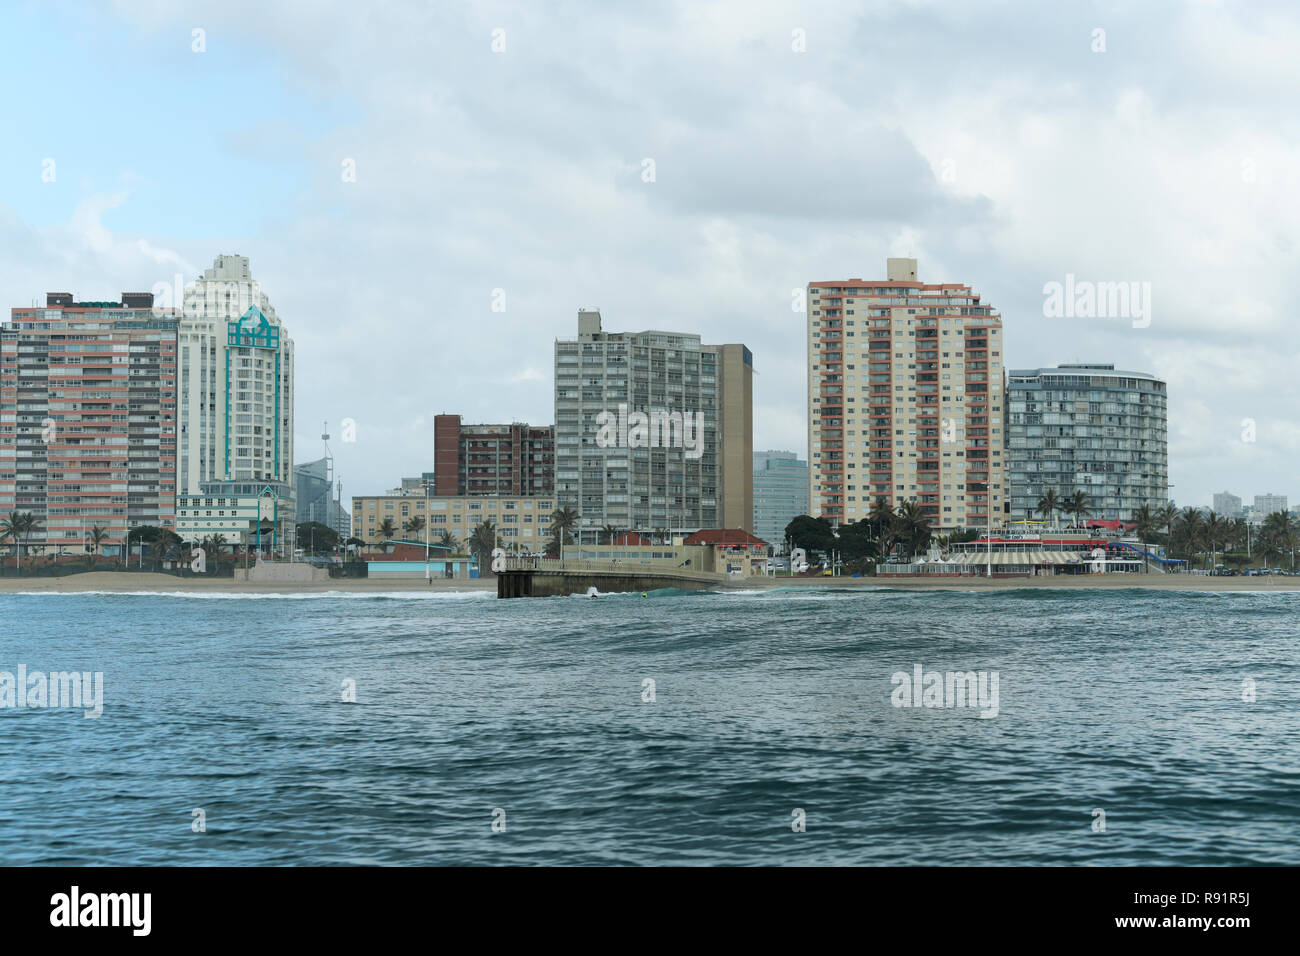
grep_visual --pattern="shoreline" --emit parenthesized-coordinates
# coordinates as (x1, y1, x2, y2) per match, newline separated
(0, 570, 1296, 594)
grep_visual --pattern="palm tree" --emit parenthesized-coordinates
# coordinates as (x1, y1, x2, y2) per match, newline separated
(468, 520, 499, 573)
(1261, 510, 1297, 570)
(0, 511, 22, 570)
(1203, 511, 1228, 571)
(22, 513, 39, 560)
(1174, 507, 1204, 567)
(550, 506, 578, 560)
(404, 516, 426, 541)
(376, 517, 397, 552)
(1066, 490, 1091, 528)
(599, 523, 620, 544)
(1036, 490, 1061, 529)
(867, 496, 895, 538)
(893, 501, 931, 558)
(1155, 502, 1177, 544)
(1132, 504, 1156, 544)
(89, 525, 108, 565)
(436, 529, 459, 551)
(653, 527, 671, 546)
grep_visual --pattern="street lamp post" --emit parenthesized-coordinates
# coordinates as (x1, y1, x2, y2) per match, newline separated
(424, 480, 431, 583)
(986, 488, 992, 578)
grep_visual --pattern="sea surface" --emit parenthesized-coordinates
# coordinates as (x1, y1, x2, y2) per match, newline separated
(0, 587, 1296, 866)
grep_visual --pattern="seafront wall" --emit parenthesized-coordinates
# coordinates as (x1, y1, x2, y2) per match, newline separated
(234, 564, 331, 583)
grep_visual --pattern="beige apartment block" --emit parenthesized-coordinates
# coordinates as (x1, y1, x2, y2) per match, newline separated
(806, 258, 1007, 532)
(351, 493, 556, 551)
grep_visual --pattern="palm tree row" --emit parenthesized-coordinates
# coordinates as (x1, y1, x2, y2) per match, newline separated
(1034, 489, 1093, 528)
(1135, 503, 1297, 570)
(0, 511, 41, 569)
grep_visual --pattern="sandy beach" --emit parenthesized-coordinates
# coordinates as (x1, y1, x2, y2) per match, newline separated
(0, 570, 1296, 594)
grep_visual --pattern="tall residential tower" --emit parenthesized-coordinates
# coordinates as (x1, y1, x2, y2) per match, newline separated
(1, 292, 178, 553)
(174, 255, 295, 551)
(807, 259, 1006, 530)
(553, 309, 753, 539)
(1005, 364, 1168, 522)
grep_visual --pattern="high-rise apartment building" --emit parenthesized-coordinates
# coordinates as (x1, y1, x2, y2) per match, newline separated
(1213, 491, 1242, 517)
(0, 292, 178, 553)
(175, 255, 295, 551)
(807, 259, 1006, 530)
(753, 450, 808, 548)
(553, 309, 753, 539)
(1254, 493, 1288, 516)
(1006, 364, 1168, 522)
(432, 414, 554, 497)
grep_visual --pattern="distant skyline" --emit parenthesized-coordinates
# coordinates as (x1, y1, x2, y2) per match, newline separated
(5, 0, 1299, 508)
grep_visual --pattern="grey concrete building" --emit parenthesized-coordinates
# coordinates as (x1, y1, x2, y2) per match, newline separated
(1212, 491, 1242, 517)
(1007, 364, 1168, 522)
(553, 309, 753, 541)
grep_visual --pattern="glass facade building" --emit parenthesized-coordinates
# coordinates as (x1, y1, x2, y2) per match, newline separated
(1006, 364, 1168, 522)
(752, 450, 808, 548)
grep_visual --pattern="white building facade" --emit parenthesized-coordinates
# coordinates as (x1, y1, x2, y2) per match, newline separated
(177, 255, 295, 551)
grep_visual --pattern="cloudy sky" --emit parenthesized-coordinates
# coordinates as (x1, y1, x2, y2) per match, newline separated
(4, 0, 1298, 508)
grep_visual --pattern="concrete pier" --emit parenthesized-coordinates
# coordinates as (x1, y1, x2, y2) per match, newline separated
(497, 567, 720, 598)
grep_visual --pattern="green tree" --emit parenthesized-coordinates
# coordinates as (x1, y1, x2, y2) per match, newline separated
(599, 523, 620, 544)
(1066, 490, 1092, 526)
(1131, 504, 1156, 543)
(1261, 510, 1297, 569)
(549, 506, 578, 560)
(296, 521, 340, 554)
(784, 515, 836, 556)
(1203, 511, 1230, 569)
(892, 501, 931, 558)
(0, 511, 23, 570)
(85, 525, 108, 567)
(550, 507, 578, 542)
(835, 519, 878, 561)
(469, 520, 499, 573)
(403, 516, 425, 541)
(1174, 507, 1204, 565)
(1036, 490, 1061, 528)
(375, 517, 398, 551)
(1156, 502, 1178, 543)
(866, 497, 895, 538)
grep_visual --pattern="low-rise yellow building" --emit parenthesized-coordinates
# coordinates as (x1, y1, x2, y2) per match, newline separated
(350, 494, 556, 550)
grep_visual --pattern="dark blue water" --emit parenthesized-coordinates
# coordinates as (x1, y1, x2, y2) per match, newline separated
(1, 587, 1296, 865)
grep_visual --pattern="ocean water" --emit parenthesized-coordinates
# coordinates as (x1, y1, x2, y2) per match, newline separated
(0, 587, 1296, 866)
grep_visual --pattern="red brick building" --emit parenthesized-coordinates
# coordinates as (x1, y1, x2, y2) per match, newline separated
(433, 414, 554, 497)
